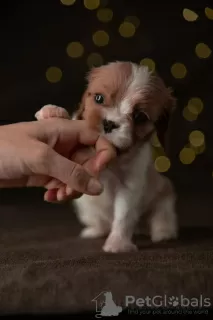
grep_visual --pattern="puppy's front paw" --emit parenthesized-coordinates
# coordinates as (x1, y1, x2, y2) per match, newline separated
(103, 235, 138, 253)
(35, 104, 70, 120)
(80, 227, 107, 239)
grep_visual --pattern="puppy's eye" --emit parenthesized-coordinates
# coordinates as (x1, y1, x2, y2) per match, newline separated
(94, 94, 104, 104)
(132, 106, 149, 125)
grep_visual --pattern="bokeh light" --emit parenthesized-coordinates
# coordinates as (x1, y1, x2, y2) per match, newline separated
(155, 156, 171, 173)
(124, 16, 140, 29)
(193, 143, 205, 155)
(182, 8, 198, 21)
(93, 30, 109, 46)
(60, 0, 76, 5)
(84, 0, 100, 10)
(97, 8, 113, 22)
(189, 130, 205, 148)
(87, 53, 104, 67)
(119, 22, 136, 38)
(195, 43, 212, 59)
(182, 107, 198, 121)
(187, 97, 203, 115)
(205, 7, 213, 20)
(140, 58, 155, 72)
(66, 42, 84, 58)
(171, 62, 187, 79)
(179, 147, 196, 164)
(151, 132, 161, 148)
(46, 67, 62, 83)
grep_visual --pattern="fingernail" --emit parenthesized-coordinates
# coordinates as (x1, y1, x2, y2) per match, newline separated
(87, 178, 103, 195)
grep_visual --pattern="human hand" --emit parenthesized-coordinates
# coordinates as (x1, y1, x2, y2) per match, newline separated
(0, 118, 116, 201)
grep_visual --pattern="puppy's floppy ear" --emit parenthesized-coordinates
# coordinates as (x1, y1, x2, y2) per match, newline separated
(154, 87, 176, 150)
(74, 95, 85, 120)
(74, 67, 100, 120)
(85, 65, 102, 83)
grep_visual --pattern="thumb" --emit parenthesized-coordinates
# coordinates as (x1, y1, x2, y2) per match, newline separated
(35, 147, 103, 196)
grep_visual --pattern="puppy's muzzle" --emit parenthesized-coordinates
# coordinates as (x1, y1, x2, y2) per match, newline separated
(103, 119, 119, 134)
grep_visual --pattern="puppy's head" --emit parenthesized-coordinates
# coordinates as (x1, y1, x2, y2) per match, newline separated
(76, 61, 175, 151)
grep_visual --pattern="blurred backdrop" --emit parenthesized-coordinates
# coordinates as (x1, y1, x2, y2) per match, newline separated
(0, 0, 212, 204)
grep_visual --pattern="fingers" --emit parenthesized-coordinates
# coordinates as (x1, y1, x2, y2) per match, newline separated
(43, 147, 95, 203)
(71, 135, 117, 175)
(44, 187, 82, 202)
(84, 105, 102, 130)
(66, 187, 82, 199)
(94, 136, 117, 172)
(37, 146, 103, 196)
(35, 118, 100, 149)
(44, 180, 82, 202)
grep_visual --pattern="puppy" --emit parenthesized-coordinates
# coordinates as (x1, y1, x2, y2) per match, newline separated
(35, 61, 178, 253)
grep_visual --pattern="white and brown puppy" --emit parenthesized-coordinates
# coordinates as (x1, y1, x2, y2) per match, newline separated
(35, 61, 178, 253)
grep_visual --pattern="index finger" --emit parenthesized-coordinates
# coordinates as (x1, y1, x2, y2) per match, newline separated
(94, 136, 117, 172)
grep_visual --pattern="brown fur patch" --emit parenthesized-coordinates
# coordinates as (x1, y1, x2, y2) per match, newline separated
(85, 61, 132, 107)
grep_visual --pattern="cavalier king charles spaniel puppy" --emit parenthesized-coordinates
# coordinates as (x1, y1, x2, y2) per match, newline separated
(35, 61, 178, 253)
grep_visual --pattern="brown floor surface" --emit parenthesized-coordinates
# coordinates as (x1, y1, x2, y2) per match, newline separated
(0, 191, 213, 314)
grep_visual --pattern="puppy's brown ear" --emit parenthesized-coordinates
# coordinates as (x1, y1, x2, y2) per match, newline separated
(74, 67, 99, 120)
(74, 100, 85, 120)
(73, 86, 89, 120)
(85, 66, 101, 82)
(154, 88, 176, 150)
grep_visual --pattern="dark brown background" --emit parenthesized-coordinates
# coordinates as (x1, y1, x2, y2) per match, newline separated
(0, 0, 212, 209)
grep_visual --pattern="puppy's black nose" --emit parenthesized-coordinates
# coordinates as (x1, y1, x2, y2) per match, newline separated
(103, 119, 119, 133)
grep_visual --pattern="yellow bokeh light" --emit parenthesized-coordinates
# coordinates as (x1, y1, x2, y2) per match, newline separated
(155, 156, 171, 173)
(151, 132, 161, 148)
(193, 143, 205, 155)
(46, 67, 62, 83)
(97, 8, 113, 22)
(182, 8, 198, 21)
(66, 42, 84, 58)
(195, 43, 212, 59)
(182, 106, 198, 121)
(93, 30, 109, 46)
(84, 0, 100, 10)
(87, 53, 104, 68)
(187, 97, 203, 115)
(119, 22, 136, 38)
(124, 16, 140, 29)
(179, 147, 196, 164)
(140, 58, 155, 72)
(152, 146, 165, 161)
(189, 130, 205, 148)
(205, 7, 213, 20)
(60, 0, 76, 5)
(171, 63, 187, 79)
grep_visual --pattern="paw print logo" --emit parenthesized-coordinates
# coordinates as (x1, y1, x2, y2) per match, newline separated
(168, 296, 179, 307)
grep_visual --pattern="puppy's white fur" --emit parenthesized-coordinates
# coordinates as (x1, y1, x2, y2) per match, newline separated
(74, 140, 177, 252)
(35, 61, 178, 253)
